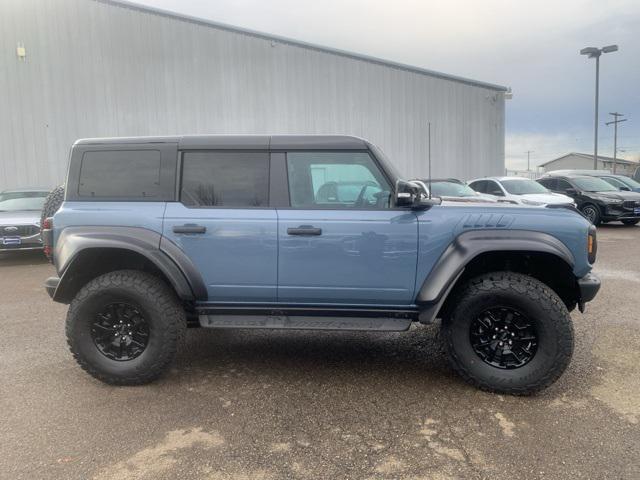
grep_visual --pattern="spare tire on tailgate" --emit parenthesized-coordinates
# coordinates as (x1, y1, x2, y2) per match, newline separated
(40, 185, 65, 227)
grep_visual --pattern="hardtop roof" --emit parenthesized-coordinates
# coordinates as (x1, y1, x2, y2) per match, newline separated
(74, 134, 371, 150)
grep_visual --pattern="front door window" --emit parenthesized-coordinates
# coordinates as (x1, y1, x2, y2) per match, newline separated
(286, 152, 392, 209)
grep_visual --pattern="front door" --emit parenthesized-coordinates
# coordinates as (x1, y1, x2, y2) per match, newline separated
(163, 150, 277, 303)
(277, 151, 418, 306)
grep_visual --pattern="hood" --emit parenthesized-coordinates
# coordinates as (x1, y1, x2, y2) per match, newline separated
(0, 210, 40, 225)
(589, 190, 640, 201)
(519, 193, 574, 205)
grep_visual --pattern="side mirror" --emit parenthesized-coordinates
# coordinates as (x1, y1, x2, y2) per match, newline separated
(395, 180, 441, 209)
(490, 189, 504, 197)
(620, 186, 631, 192)
(565, 188, 578, 196)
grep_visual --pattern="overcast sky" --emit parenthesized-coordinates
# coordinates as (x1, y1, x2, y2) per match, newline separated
(132, 0, 640, 170)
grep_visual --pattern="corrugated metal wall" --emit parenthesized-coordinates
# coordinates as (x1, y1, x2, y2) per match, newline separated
(0, 0, 505, 190)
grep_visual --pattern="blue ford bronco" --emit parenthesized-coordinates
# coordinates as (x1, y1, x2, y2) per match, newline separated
(43, 135, 600, 394)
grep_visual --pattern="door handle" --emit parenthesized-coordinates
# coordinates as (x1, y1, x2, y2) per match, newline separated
(173, 224, 206, 234)
(287, 225, 322, 236)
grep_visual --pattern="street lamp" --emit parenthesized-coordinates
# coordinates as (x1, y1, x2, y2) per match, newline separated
(580, 45, 619, 170)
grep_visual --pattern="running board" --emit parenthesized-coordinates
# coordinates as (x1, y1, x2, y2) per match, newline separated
(199, 314, 412, 331)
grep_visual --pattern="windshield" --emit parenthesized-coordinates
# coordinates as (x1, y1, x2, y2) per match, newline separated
(501, 179, 548, 195)
(430, 181, 477, 197)
(0, 194, 47, 212)
(604, 176, 640, 189)
(572, 177, 618, 192)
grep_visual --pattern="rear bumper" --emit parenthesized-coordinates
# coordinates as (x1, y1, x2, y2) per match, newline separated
(577, 272, 601, 304)
(44, 276, 60, 299)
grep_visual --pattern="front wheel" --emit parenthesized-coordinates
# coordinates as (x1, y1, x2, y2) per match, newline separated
(443, 272, 574, 395)
(66, 270, 185, 385)
(622, 219, 639, 226)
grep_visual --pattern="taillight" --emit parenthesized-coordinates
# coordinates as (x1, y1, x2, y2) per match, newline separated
(42, 217, 54, 262)
(588, 225, 597, 264)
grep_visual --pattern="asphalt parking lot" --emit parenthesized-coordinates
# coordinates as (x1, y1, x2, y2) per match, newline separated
(1, 225, 639, 480)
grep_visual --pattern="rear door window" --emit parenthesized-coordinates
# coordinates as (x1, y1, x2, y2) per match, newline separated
(180, 151, 269, 207)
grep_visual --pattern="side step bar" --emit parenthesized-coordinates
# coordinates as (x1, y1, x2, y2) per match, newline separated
(199, 315, 412, 331)
(196, 305, 417, 332)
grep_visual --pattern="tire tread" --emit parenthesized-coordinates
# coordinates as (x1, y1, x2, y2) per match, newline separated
(443, 271, 574, 395)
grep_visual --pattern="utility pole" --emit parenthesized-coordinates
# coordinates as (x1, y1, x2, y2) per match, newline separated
(525, 150, 533, 171)
(606, 112, 627, 174)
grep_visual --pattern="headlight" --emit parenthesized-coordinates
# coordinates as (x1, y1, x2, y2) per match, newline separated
(600, 197, 623, 204)
(521, 199, 545, 206)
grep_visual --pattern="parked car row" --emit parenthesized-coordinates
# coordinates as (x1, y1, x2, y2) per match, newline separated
(411, 170, 640, 227)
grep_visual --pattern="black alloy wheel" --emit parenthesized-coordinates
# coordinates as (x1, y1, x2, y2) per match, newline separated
(470, 307, 537, 369)
(91, 302, 150, 361)
(581, 205, 600, 225)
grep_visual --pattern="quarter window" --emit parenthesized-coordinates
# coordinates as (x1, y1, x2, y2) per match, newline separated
(286, 152, 392, 209)
(78, 150, 161, 198)
(181, 152, 269, 207)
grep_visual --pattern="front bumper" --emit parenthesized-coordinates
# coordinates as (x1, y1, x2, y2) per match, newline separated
(0, 236, 43, 251)
(603, 204, 640, 221)
(577, 272, 601, 311)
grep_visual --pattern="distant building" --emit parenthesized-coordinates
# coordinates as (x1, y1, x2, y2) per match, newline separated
(539, 153, 640, 177)
(0, 0, 508, 190)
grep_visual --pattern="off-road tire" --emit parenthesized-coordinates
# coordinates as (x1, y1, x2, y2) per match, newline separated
(66, 270, 186, 385)
(40, 184, 65, 227)
(580, 203, 601, 226)
(621, 219, 639, 226)
(442, 271, 574, 395)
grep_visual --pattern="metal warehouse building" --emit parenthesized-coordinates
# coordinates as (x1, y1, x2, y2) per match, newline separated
(0, 0, 507, 190)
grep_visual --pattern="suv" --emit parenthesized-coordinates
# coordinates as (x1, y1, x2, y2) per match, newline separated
(537, 174, 640, 226)
(43, 135, 601, 395)
(0, 188, 50, 251)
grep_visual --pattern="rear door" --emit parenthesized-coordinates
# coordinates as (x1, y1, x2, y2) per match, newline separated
(276, 150, 418, 306)
(163, 150, 277, 303)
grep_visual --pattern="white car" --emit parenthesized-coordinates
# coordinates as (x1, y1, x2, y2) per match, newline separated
(467, 177, 575, 206)
(410, 178, 498, 203)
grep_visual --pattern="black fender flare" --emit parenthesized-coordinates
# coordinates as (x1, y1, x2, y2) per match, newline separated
(53, 226, 207, 302)
(416, 230, 575, 320)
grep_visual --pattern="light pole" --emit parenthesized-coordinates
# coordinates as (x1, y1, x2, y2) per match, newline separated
(606, 112, 626, 174)
(580, 45, 619, 170)
(525, 150, 533, 172)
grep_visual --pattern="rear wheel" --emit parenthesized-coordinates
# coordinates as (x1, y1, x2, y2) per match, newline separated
(443, 272, 574, 395)
(66, 270, 185, 385)
(580, 204, 601, 225)
(622, 219, 639, 226)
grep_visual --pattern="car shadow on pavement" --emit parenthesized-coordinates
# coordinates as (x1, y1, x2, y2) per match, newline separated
(173, 324, 469, 390)
(0, 250, 48, 267)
